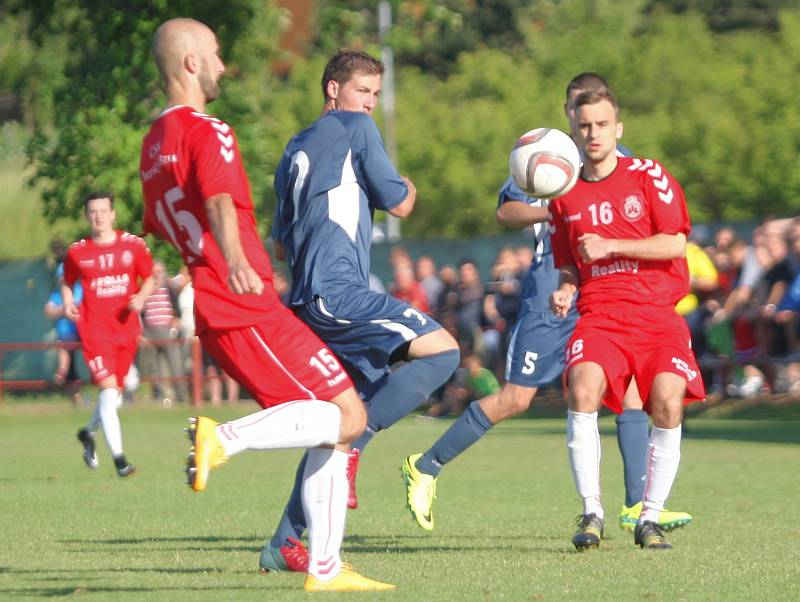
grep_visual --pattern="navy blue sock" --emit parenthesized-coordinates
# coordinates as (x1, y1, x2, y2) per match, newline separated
(616, 408, 649, 507)
(416, 400, 494, 477)
(351, 425, 376, 451)
(269, 451, 308, 547)
(354, 349, 460, 453)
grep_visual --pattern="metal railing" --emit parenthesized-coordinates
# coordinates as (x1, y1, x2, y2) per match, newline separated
(0, 339, 205, 405)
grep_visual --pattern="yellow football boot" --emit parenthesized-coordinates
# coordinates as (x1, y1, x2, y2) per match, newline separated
(620, 502, 692, 532)
(400, 453, 437, 531)
(185, 416, 228, 492)
(304, 568, 395, 592)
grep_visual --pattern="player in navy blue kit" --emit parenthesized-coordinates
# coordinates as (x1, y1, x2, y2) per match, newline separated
(261, 50, 459, 570)
(401, 73, 692, 536)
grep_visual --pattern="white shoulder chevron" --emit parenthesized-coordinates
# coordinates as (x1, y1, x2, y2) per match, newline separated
(640, 160, 673, 204)
(216, 133, 233, 148)
(627, 158, 654, 171)
(220, 147, 234, 163)
(211, 121, 231, 135)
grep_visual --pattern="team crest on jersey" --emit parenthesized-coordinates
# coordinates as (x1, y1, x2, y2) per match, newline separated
(622, 195, 644, 222)
(121, 250, 133, 266)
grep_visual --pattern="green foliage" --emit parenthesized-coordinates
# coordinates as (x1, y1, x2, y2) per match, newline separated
(645, 0, 796, 32)
(316, 0, 531, 76)
(9, 0, 800, 245)
(18, 1, 285, 240)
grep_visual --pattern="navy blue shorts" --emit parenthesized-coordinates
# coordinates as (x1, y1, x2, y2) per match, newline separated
(504, 298, 578, 388)
(295, 291, 442, 383)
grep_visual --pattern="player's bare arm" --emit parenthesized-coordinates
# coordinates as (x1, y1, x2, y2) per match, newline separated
(387, 176, 416, 218)
(128, 274, 157, 313)
(550, 264, 580, 317)
(496, 199, 551, 227)
(61, 283, 79, 321)
(577, 231, 687, 264)
(206, 192, 264, 296)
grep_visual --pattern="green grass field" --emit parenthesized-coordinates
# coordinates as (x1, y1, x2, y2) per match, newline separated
(1, 397, 798, 600)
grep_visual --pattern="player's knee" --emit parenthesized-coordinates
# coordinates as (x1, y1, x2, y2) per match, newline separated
(341, 408, 367, 443)
(649, 399, 682, 429)
(498, 386, 535, 418)
(568, 384, 601, 413)
(332, 389, 367, 443)
(409, 328, 459, 359)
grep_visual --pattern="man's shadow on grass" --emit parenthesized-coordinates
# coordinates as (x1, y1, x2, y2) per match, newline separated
(56, 532, 566, 556)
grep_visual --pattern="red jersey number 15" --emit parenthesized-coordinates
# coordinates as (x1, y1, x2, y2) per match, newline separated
(154, 186, 204, 260)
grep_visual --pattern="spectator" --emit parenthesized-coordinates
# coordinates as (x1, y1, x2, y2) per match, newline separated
(714, 226, 736, 253)
(415, 256, 443, 315)
(203, 346, 240, 406)
(389, 244, 412, 271)
(391, 263, 429, 313)
(455, 259, 485, 336)
(436, 264, 459, 317)
(171, 265, 196, 379)
(757, 231, 793, 389)
(486, 246, 521, 326)
(713, 227, 767, 397)
(140, 260, 188, 403)
(44, 263, 84, 405)
(173, 265, 195, 342)
(427, 353, 500, 418)
(676, 240, 719, 354)
(676, 241, 721, 397)
(482, 247, 521, 370)
(172, 265, 239, 405)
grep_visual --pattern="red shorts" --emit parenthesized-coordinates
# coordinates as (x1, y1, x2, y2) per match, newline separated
(564, 306, 705, 414)
(81, 337, 138, 386)
(200, 307, 353, 408)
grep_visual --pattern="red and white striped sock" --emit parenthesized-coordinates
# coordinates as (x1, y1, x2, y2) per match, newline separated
(214, 400, 340, 457)
(640, 425, 682, 524)
(567, 410, 604, 519)
(303, 447, 348, 582)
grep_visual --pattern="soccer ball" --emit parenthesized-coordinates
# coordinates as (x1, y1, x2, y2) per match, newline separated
(508, 128, 580, 198)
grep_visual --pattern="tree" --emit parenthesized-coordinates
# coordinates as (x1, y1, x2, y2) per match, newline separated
(18, 1, 285, 239)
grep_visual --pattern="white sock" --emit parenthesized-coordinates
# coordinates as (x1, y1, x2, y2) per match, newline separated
(303, 447, 347, 581)
(98, 388, 124, 457)
(567, 410, 603, 519)
(215, 400, 341, 457)
(640, 425, 682, 523)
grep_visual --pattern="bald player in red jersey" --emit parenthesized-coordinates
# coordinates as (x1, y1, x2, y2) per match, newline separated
(549, 89, 704, 551)
(139, 17, 393, 593)
(63, 192, 156, 478)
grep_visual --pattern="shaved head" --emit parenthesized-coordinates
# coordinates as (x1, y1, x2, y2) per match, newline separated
(152, 18, 224, 105)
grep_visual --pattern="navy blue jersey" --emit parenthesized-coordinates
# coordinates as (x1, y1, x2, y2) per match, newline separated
(272, 111, 408, 305)
(498, 176, 556, 310)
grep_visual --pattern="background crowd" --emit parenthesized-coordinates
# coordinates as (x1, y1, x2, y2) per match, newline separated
(43, 215, 800, 411)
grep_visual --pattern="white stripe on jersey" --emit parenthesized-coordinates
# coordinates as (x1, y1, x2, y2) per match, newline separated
(370, 319, 418, 341)
(328, 149, 360, 242)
